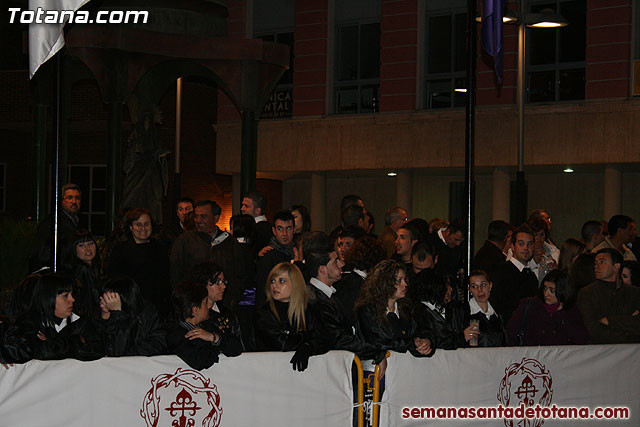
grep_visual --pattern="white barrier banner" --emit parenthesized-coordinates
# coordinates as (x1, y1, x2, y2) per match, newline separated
(382, 344, 640, 427)
(0, 351, 354, 427)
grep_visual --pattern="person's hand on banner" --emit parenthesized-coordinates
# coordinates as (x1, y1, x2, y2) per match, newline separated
(290, 344, 312, 372)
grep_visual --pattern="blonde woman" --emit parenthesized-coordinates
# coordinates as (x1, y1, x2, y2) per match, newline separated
(256, 262, 325, 371)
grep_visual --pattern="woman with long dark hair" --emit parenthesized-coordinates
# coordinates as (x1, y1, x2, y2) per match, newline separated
(97, 276, 166, 357)
(106, 208, 171, 315)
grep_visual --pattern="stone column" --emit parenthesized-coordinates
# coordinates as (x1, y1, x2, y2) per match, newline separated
(603, 166, 621, 220)
(492, 167, 510, 221)
(396, 170, 413, 217)
(311, 173, 326, 232)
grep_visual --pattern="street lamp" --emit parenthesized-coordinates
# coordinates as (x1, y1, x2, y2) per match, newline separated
(512, 1, 568, 224)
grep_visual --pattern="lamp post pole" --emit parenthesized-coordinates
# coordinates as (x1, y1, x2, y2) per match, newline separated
(514, 0, 528, 226)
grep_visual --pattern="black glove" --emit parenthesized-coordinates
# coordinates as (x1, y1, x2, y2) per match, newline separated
(290, 344, 312, 372)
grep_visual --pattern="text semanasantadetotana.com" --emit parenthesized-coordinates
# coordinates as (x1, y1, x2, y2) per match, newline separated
(402, 404, 630, 420)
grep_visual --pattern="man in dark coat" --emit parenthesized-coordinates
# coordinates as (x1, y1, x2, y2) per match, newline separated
(30, 183, 82, 271)
(241, 191, 273, 252)
(472, 220, 511, 280)
(490, 225, 539, 323)
(159, 197, 194, 251)
(578, 248, 640, 343)
(427, 218, 466, 277)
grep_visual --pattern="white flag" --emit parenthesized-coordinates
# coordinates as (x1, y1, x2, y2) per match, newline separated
(28, 0, 92, 78)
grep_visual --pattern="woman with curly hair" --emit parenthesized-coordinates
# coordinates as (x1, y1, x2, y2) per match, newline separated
(354, 260, 433, 359)
(334, 236, 386, 327)
(256, 262, 326, 371)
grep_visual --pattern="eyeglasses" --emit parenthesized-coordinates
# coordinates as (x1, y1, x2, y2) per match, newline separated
(210, 278, 228, 286)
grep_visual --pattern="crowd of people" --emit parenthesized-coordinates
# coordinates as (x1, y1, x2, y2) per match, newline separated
(1, 184, 639, 375)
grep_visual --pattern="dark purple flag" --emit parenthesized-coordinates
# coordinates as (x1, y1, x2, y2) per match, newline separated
(481, 0, 506, 84)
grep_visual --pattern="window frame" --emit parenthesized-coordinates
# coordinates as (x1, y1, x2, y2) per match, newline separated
(334, 20, 381, 115)
(423, 8, 468, 109)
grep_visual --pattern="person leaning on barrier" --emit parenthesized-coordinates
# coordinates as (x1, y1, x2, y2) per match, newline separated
(96, 276, 166, 357)
(3, 273, 104, 363)
(256, 263, 328, 371)
(507, 270, 587, 346)
(354, 260, 434, 358)
(412, 270, 470, 350)
(305, 249, 383, 362)
(467, 270, 506, 347)
(190, 262, 244, 357)
(165, 282, 222, 370)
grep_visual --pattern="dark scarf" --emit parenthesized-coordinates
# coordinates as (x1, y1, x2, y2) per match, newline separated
(269, 236, 295, 260)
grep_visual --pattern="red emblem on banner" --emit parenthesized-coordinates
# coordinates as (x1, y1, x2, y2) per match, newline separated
(497, 358, 553, 427)
(141, 368, 222, 427)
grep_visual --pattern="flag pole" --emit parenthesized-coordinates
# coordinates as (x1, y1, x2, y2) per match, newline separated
(50, 53, 62, 272)
(464, 0, 478, 278)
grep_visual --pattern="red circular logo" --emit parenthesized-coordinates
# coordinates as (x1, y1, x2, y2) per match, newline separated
(140, 368, 222, 427)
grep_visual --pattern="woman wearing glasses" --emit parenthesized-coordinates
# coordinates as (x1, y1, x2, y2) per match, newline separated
(106, 208, 171, 315)
(190, 262, 244, 357)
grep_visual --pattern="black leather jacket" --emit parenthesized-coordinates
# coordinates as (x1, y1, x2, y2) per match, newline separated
(413, 300, 467, 350)
(96, 304, 166, 357)
(255, 300, 327, 355)
(356, 301, 434, 358)
(203, 304, 244, 357)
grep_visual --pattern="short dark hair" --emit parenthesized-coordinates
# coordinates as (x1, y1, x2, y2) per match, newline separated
(305, 250, 331, 279)
(171, 282, 207, 321)
(540, 270, 575, 308)
(195, 200, 221, 216)
(608, 215, 634, 237)
(581, 220, 602, 242)
(244, 191, 266, 212)
(448, 218, 467, 235)
(273, 209, 295, 224)
(511, 225, 535, 244)
(411, 240, 435, 261)
(398, 223, 420, 242)
(487, 220, 511, 242)
(340, 195, 363, 212)
(406, 218, 429, 241)
(62, 183, 81, 196)
(342, 205, 365, 228)
(177, 197, 194, 208)
(595, 247, 623, 268)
